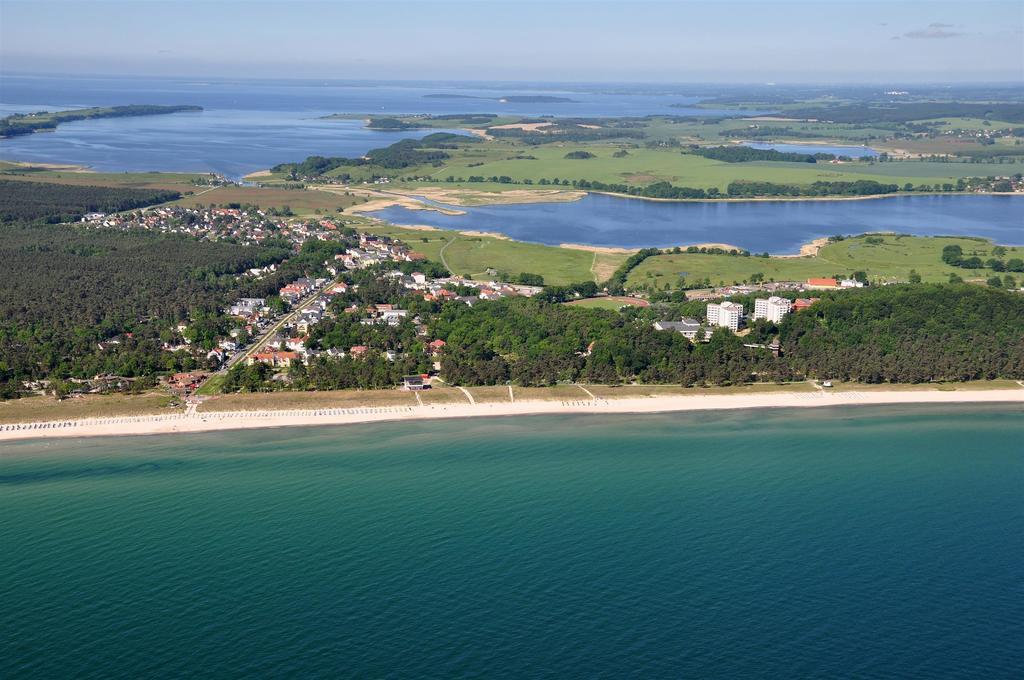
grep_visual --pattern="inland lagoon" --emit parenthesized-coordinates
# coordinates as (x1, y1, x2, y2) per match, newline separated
(370, 193, 1024, 253)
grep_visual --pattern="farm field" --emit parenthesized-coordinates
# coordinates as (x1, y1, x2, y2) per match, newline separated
(174, 185, 365, 214)
(627, 234, 1024, 289)
(0, 162, 206, 191)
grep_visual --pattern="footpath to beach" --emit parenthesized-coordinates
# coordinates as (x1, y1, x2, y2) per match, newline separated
(2, 388, 1022, 442)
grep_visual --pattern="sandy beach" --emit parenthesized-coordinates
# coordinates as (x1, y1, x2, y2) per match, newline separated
(2, 387, 1021, 443)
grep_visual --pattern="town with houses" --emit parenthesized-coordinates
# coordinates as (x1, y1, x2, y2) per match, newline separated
(65, 202, 886, 398)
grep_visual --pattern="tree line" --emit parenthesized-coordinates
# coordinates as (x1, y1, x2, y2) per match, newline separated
(0, 179, 181, 223)
(430, 284, 1024, 387)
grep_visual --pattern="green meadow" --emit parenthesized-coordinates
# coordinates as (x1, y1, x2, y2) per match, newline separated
(627, 235, 1023, 290)
(356, 220, 625, 285)
(421, 143, 1004, 191)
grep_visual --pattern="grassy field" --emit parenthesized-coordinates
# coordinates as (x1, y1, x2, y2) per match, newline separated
(358, 221, 626, 285)
(511, 385, 592, 401)
(174, 185, 365, 215)
(418, 387, 472, 405)
(412, 143, 1010, 192)
(198, 389, 416, 412)
(0, 163, 206, 191)
(0, 392, 182, 424)
(565, 297, 648, 310)
(627, 234, 1024, 289)
(826, 379, 1024, 392)
(465, 385, 515, 403)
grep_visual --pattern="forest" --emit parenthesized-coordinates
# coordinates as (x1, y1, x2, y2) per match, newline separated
(429, 284, 1024, 387)
(0, 219, 292, 398)
(0, 179, 181, 223)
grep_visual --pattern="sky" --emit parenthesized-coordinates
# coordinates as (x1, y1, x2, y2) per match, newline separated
(1, 0, 1022, 83)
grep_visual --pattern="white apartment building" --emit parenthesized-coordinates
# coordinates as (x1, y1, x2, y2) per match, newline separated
(707, 301, 744, 332)
(753, 296, 792, 323)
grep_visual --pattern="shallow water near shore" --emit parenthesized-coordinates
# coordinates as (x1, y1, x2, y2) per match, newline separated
(3, 405, 1022, 678)
(371, 192, 1024, 252)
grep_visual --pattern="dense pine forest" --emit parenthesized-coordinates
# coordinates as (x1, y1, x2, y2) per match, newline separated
(0, 179, 180, 223)
(0, 181, 299, 397)
(430, 285, 1024, 387)
(0, 221, 289, 397)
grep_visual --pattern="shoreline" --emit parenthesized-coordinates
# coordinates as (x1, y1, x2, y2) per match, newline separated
(3, 387, 1021, 443)
(589, 189, 1022, 204)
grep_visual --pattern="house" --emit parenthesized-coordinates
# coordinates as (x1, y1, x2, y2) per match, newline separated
(792, 297, 820, 311)
(839, 278, 865, 288)
(170, 372, 208, 390)
(752, 296, 792, 323)
(285, 337, 307, 352)
(349, 345, 369, 358)
(806, 278, 839, 290)
(229, 298, 265, 317)
(428, 339, 447, 355)
(411, 272, 427, 285)
(653, 318, 706, 341)
(402, 374, 430, 391)
(380, 309, 409, 326)
(247, 351, 298, 368)
(707, 301, 744, 332)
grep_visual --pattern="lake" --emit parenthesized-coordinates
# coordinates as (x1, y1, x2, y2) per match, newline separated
(745, 141, 880, 158)
(2, 406, 1022, 678)
(370, 193, 1024, 253)
(0, 75, 766, 178)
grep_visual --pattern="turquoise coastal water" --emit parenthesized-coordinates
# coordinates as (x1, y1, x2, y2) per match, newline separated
(2, 406, 1023, 678)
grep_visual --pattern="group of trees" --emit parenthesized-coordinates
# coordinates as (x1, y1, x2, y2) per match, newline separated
(687, 145, 843, 163)
(272, 133, 473, 178)
(0, 180, 381, 397)
(0, 219, 291, 397)
(726, 180, 899, 197)
(942, 244, 1024, 274)
(0, 179, 181, 224)
(426, 284, 1024, 388)
(446, 175, 904, 200)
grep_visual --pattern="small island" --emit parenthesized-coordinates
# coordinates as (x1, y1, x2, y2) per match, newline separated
(0, 105, 203, 138)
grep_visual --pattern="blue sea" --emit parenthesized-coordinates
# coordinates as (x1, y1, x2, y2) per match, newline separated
(0, 74, 764, 177)
(2, 406, 1023, 678)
